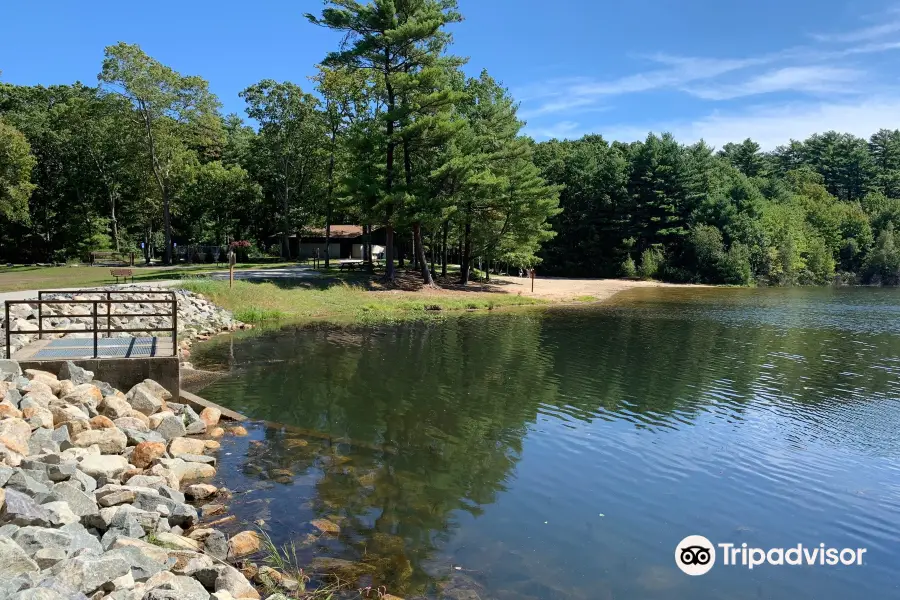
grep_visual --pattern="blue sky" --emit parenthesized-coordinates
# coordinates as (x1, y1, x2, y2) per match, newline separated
(2, 0, 899, 149)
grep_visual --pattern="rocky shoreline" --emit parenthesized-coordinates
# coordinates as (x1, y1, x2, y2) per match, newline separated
(0, 358, 284, 600)
(1, 287, 248, 360)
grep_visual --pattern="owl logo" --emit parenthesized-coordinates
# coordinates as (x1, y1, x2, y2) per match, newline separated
(675, 535, 716, 575)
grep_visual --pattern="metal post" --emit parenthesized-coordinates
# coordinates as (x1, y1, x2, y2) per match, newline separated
(37, 298, 42, 341)
(106, 291, 111, 340)
(92, 301, 99, 358)
(171, 295, 178, 357)
(4, 302, 10, 359)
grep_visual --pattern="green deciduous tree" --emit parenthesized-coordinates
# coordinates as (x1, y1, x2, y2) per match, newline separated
(863, 223, 900, 285)
(240, 80, 325, 259)
(99, 42, 221, 264)
(0, 117, 36, 223)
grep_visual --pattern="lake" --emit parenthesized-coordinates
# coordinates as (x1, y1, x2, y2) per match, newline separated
(191, 287, 900, 599)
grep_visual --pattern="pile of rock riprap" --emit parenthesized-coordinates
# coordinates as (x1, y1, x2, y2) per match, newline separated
(0, 358, 268, 600)
(0, 287, 246, 359)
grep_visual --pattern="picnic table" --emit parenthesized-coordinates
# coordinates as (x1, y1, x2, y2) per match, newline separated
(91, 251, 135, 266)
(339, 261, 365, 271)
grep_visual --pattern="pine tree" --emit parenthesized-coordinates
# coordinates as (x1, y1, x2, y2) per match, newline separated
(307, 0, 462, 281)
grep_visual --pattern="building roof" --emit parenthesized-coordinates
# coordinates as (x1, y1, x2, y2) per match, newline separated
(299, 225, 363, 240)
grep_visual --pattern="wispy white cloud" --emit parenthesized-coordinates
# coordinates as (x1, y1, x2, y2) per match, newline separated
(811, 7, 900, 43)
(526, 120, 589, 140)
(598, 98, 900, 150)
(520, 5, 900, 144)
(516, 55, 765, 119)
(686, 66, 862, 100)
(518, 96, 608, 119)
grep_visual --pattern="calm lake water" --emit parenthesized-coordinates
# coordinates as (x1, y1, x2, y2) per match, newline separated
(192, 287, 900, 599)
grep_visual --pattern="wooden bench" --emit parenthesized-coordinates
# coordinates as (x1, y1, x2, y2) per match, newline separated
(110, 268, 134, 283)
(339, 261, 364, 271)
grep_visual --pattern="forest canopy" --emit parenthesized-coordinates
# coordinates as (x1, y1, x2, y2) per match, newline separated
(1, 0, 900, 286)
(535, 131, 900, 285)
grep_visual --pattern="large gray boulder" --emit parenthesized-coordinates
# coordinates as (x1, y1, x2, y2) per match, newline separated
(151, 413, 186, 441)
(34, 576, 93, 600)
(49, 553, 131, 595)
(27, 429, 61, 457)
(11, 587, 69, 600)
(6, 469, 50, 498)
(91, 505, 160, 535)
(113, 417, 148, 433)
(72, 429, 127, 454)
(1, 574, 44, 599)
(11, 526, 73, 557)
(101, 511, 145, 545)
(138, 379, 172, 402)
(41, 502, 80, 526)
(214, 565, 257, 599)
(37, 577, 88, 600)
(34, 547, 68, 569)
(45, 482, 99, 519)
(122, 475, 167, 491)
(58, 362, 93, 386)
(181, 406, 206, 435)
(98, 396, 132, 420)
(0, 360, 22, 382)
(125, 384, 164, 416)
(131, 492, 197, 528)
(203, 530, 227, 561)
(70, 469, 97, 494)
(0, 537, 39, 577)
(2, 488, 57, 527)
(143, 575, 210, 600)
(121, 427, 166, 447)
(76, 455, 128, 480)
(58, 523, 103, 556)
(104, 546, 166, 581)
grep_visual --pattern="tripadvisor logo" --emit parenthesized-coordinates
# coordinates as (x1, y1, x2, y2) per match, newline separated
(675, 535, 867, 576)
(676, 535, 716, 576)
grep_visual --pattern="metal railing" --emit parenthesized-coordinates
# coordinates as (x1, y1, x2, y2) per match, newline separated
(5, 290, 177, 359)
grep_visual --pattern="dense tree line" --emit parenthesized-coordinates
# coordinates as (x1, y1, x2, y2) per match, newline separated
(0, 0, 560, 287)
(4, 1, 900, 287)
(535, 131, 900, 285)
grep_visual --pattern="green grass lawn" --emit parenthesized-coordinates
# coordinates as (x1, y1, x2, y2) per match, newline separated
(0, 262, 296, 292)
(181, 278, 545, 326)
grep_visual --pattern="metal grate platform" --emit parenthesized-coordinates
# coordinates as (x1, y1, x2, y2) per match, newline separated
(31, 336, 161, 359)
(38, 337, 157, 347)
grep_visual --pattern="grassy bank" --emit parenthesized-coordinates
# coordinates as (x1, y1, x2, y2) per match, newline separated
(0, 262, 296, 292)
(181, 278, 545, 325)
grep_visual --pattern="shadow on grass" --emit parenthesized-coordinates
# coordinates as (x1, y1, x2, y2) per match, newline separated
(0, 266, 45, 273)
(234, 267, 527, 295)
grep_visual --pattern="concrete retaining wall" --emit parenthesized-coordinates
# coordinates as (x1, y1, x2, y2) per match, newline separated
(17, 356, 180, 398)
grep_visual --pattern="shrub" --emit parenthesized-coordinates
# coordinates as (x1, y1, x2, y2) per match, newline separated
(804, 236, 835, 284)
(688, 225, 726, 282)
(721, 242, 753, 285)
(863, 223, 900, 285)
(620, 255, 637, 278)
(638, 248, 664, 280)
